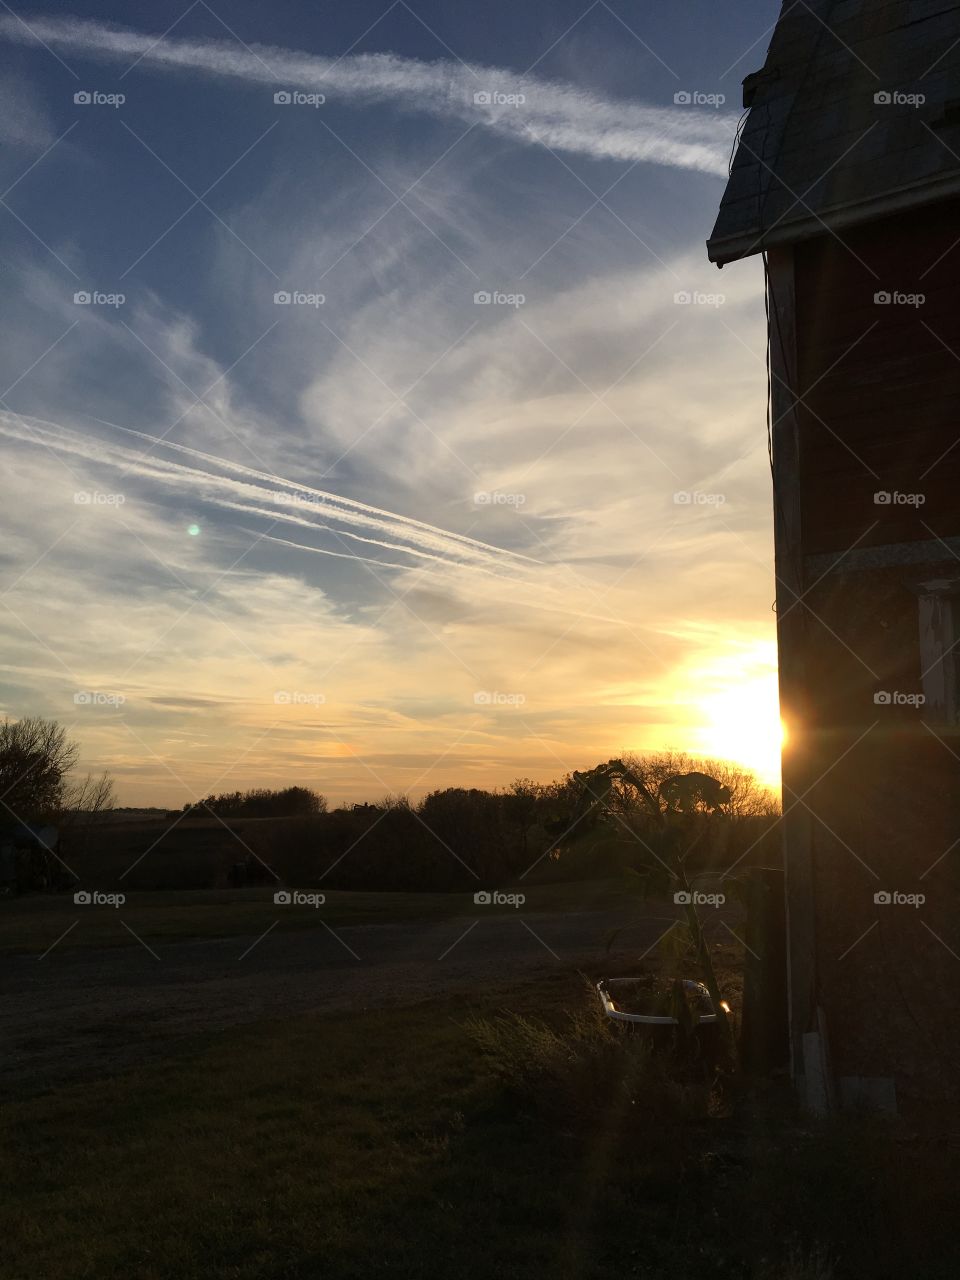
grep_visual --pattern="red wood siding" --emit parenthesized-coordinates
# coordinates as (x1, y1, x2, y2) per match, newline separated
(793, 199, 960, 555)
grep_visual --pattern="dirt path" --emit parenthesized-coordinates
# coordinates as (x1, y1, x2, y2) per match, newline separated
(0, 903, 741, 1095)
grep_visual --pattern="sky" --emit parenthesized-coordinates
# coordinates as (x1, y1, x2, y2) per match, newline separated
(0, 0, 783, 807)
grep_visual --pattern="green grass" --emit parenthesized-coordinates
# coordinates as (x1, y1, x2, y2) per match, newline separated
(0, 878, 627, 954)
(1, 971, 956, 1280)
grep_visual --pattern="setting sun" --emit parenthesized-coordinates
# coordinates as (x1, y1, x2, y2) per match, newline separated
(689, 642, 783, 788)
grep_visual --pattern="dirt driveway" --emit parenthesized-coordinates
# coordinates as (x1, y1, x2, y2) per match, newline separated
(0, 901, 742, 1096)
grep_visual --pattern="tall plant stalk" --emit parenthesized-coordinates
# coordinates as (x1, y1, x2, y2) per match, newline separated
(572, 759, 737, 1068)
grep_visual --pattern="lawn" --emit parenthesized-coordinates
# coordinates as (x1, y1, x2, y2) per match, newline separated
(1, 970, 956, 1280)
(0, 877, 628, 954)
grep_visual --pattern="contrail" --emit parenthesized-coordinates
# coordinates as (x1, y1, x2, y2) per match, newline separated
(93, 417, 541, 566)
(0, 15, 733, 175)
(250, 528, 633, 627)
(1, 408, 635, 626)
(0, 409, 534, 575)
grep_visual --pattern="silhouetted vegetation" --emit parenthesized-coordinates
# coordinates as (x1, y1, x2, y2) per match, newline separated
(51, 751, 780, 894)
(184, 786, 327, 819)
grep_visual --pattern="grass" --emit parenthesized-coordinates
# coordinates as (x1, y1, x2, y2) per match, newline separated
(2, 971, 957, 1280)
(0, 877, 627, 954)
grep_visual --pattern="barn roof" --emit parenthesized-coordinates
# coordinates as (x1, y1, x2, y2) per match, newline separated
(707, 0, 960, 265)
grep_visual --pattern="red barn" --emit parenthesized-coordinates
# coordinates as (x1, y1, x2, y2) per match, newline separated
(709, 0, 960, 1115)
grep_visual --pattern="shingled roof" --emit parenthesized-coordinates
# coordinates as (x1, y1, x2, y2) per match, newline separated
(707, 0, 960, 266)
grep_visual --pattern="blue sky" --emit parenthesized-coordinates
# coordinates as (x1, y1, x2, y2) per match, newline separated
(0, 0, 782, 805)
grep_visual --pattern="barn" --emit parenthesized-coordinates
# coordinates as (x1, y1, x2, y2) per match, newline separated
(708, 0, 960, 1115)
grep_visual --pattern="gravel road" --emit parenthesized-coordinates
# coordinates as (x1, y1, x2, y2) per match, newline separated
(0, 902, 741, 1095)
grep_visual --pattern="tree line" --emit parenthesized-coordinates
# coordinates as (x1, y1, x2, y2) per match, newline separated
(183, 787, 326, 819)
(1, 718, 781, 893)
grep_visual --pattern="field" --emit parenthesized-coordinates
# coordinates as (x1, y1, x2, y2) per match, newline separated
(0, 878, 628, 954)
(2, 880, 957, 1279)
(2, 970, 958, 1280)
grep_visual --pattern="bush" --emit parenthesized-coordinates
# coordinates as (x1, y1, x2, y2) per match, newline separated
(467, 983, 717, 1126)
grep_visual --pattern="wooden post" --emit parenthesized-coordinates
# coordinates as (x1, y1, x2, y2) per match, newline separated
(741, 863, 789, 1075)
(766, 247, 821, 1100)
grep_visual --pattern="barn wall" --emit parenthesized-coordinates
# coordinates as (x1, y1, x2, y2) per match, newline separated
(777, 202, 960, 1114)
(794, 198, 960, 553)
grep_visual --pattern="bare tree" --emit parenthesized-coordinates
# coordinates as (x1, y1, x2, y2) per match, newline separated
(0, 717, 80, 823)
(61, 768, 116, 819)
(620, 750, 779, 818)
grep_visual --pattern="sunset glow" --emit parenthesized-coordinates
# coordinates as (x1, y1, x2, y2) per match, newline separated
(0, 7, 775, 807)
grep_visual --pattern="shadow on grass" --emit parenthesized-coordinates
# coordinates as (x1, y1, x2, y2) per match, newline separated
(1, 972, 957, 1280)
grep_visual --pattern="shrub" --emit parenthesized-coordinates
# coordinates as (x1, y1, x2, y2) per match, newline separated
(467, 983, 717, 1127)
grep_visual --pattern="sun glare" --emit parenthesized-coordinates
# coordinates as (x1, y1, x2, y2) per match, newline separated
(690, 644, 784, 788)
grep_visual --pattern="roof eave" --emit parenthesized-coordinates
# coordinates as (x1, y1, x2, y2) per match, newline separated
(708, 169, 960, 267)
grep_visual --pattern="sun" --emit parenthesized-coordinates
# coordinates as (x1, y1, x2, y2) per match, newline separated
(690, 642, 784, 788)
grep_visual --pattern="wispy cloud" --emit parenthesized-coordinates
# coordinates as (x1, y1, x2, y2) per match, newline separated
(0, 14, 733, 175)
(0, 408, 537, 577)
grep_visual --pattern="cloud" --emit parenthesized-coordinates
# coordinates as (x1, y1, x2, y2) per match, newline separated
(0, 71, 54, 148)
(0, 409, 540, 575)
(0, 14, 734, 174)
